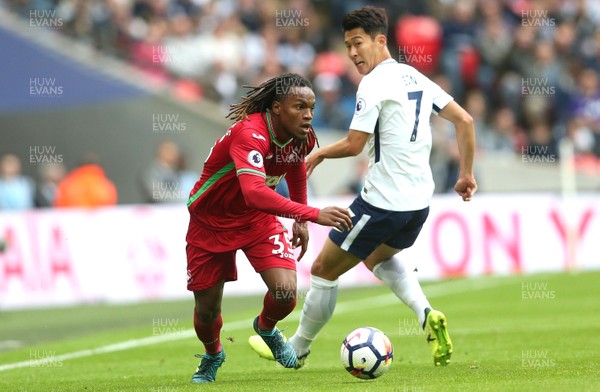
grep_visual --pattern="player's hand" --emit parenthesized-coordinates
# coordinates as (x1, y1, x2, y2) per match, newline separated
(317, 206, 353, 231)
(454, 174, 478, 201)
(306, 151, 325, 178)
(291, 221, 309, 261)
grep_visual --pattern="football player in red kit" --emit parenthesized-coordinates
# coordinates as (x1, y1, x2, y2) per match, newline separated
(186, 73, 353, 383)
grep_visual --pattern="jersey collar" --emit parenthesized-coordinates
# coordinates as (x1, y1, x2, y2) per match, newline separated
(265, 110, 293, 148)
(377, 58, 397, 67)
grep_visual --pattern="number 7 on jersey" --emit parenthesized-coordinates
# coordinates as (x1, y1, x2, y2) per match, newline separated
(408, 90, 423, 142)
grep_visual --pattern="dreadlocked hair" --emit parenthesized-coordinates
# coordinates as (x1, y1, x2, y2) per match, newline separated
(226, 73, 319, 147)
(227, 73, 312, 122)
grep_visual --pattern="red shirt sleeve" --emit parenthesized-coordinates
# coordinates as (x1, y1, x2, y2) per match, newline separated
(238, 174, 319, 222)
(230, 123, 320, 222)
(229, 124, 270, 179)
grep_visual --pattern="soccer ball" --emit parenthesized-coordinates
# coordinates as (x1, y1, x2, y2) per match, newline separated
(340, 327, 393, 379)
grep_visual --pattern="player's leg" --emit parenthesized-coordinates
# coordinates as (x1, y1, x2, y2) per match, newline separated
(363, 207, 431, 325)
(290, 197, 397, 365)
(187, 244, 235, 383)
(289, 237, 362, 362)
(364, 207, 453, 366)
(258, 267, 297, 331)
(193, 284, 225, 355)
(249, 239, 359, 367)
(245, 222, 300, 368)
(367, 256, 454, 367)
(363, 244, 431, 328)
(191, 284, 227, 383)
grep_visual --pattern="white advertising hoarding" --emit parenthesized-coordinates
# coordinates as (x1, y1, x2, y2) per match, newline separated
(0, 194, 598, 309)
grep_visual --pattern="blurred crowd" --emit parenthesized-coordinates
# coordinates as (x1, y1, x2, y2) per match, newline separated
(0, 152, 117, 209)
(2, 0, 600, 209)
(0, 142, 198, 210)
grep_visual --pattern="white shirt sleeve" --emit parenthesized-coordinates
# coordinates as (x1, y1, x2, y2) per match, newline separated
(349, 78, 382, 134)
(427, 77, 454, 115)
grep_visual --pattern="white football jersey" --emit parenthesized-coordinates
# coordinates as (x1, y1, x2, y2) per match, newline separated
(349, 59, 453, 211)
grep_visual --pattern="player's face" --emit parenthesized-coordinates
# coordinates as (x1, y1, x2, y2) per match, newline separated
(272, 86, 315, 141)
(344, 28, 386, 75)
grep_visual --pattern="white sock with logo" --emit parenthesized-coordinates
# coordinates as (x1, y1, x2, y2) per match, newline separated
(372, 256, 431, 327)
(289, 275, 338, 356)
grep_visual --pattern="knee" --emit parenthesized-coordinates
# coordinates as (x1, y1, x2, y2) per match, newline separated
(310, 261, 325, 278)
(194, 302, 221, 324)
(271, 280, 297, 305)
(364, 257, 388, 272)
(310, 257, 339, 281)
(310, 255, 325, 277)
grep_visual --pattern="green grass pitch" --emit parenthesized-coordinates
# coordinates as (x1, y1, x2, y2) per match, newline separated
(1, 271, 599, 391)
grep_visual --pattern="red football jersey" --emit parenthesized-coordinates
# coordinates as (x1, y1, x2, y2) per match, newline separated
(187, 112, 318, 245)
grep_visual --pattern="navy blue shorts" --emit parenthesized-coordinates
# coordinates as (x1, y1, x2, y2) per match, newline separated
(329, 196, 429, 260)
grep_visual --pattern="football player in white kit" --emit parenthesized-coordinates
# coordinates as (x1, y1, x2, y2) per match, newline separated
(250, 5, 477, 367)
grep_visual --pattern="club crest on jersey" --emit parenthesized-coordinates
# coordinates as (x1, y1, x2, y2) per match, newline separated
(355, 97, 366, 114)
(248, 150, 263, 168)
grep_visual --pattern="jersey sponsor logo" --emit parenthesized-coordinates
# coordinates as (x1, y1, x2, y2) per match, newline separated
(252, 133, 266, 141)
(247, 150, 264, 168)
(355, 97, 366, 115)
(265, 173, 286, 187)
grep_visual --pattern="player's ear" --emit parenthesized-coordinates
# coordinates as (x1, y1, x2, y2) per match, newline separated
(271, 100, 281, 115)
(376, 33, 387, 47)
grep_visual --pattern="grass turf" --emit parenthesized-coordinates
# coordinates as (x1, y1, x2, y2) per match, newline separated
(1, 271, 599, 391)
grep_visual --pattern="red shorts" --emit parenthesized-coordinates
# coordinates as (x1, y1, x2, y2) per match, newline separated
(186, 219, 296, 291)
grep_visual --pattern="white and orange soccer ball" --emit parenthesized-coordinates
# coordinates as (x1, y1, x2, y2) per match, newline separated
(340, 326, 394, 379)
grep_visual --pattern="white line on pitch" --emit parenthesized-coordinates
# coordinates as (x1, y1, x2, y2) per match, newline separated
(0, 276, 517, 372)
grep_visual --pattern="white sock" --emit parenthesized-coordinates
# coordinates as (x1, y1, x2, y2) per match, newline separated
(372, 256, 431, 327)
(290, 275, 338, 356)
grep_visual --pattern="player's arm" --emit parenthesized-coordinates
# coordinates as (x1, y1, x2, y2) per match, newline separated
(306, 130, 369, 177)
(438, 100, 478, 201)
(238, 173, 315, 221)
(231, 130, 352, 229)
(238, 174, 352, 230)
(307, 83, 377, 176)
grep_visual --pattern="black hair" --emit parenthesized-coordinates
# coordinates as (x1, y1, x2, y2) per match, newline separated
(341, 6, 388, 39)
(227, 73, 313, 122)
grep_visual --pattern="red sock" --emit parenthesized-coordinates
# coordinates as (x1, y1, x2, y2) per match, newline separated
(257, 292, 296, 331)
(194, 312, 223, 354)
